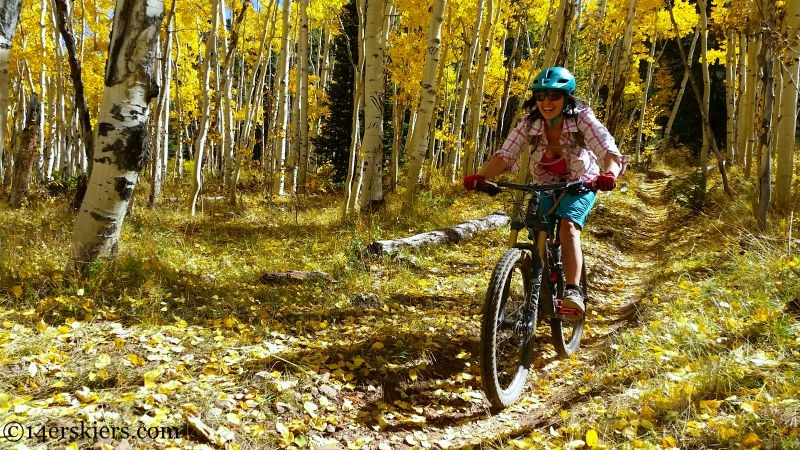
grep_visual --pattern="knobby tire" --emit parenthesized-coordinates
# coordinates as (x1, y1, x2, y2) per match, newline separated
(480, 248, 538, 411)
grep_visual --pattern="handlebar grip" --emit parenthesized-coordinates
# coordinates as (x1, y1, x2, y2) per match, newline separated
(480, 182, 501, 197)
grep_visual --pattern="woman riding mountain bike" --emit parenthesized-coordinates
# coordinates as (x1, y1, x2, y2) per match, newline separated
(464, 66, 628, 316)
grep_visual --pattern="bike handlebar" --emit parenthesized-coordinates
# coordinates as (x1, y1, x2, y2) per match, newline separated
(479, 179, 593, 197)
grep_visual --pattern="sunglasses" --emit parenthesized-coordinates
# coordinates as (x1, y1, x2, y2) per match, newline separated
(534, 91, 565, 101)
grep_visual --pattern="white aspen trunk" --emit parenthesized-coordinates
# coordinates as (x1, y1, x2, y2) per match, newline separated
(344, 0, 366, 215)
(774, 0, 799, 211)
(390, 92, 403, 190)
(189, 0, 220, 216)
(725, 30, 737, 161)
(10, 95, 40, 208)
(661, 27, 699, 152)
(172, 57, 184, 178)
(149, 37, 165, 207)
(272, 0, 293, 196)
(636, 13, 657, 162)
(447, 0, 485, 181)
(45, 75, 56, 179)
(463, 0, 498, 178)
(699, 0, 710, 176)
(310, 28, 332, 176)
(755, 0, 775, 230)
(36, 0, 48, 180)
(70, 0, 164, 269)
(606, 0, 638, 137)
(296, 0, 310, 193)
(358, 0, 386, 211)
(0, 0, 22, 169)
(736, 32, 748, 165)
(54, 57, 66, 177)
(424, 13, 452, 185)
(148, 0, 174, 207)
(586, 0, 608, 100)
(403, 0, 447, 203)
(219, 1, 249, 203)
(541, 0, 569, 67)
(742, 34, 761, 177)
(494, 23, 520, 152)
(230, 1, 275, 202)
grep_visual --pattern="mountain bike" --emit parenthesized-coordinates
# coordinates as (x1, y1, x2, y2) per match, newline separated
(478, 179, 590, 410)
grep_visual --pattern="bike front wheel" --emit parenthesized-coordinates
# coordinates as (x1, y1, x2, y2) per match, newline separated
(480, 248, 538, 410)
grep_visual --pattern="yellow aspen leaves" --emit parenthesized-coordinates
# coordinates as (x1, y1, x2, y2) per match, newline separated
(585, 429, 600, 448)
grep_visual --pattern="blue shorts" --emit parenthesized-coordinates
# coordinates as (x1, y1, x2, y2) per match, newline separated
(538, 190, 597, 230)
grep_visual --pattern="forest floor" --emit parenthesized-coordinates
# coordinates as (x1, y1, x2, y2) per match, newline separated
(1, 160, 799, 450)
(316, 168, 674, 449)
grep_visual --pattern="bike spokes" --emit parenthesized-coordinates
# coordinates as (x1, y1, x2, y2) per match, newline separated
(481, 248, 537, 411)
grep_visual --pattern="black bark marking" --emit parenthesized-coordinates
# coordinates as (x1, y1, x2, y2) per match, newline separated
(114, 176, 135, 201)
(98, 122, 115, 136)
(105, 123, 150, 172)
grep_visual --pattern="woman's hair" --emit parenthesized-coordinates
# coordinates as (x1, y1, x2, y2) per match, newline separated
(521, 94, 582, 122)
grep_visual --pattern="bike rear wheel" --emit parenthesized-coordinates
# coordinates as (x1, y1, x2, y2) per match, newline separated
(480, 248, 538, 410)
(549, 262, 587, 357)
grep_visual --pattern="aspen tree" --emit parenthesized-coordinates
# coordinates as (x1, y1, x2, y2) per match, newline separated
(272, 0, 293, 196)
(463, 0, 498, 178)
(38, 1, 48, 181)
(218, 0, 250, 204)
(755, 0, 775, 230)
(296, 0, 311, 193)
(70, 0, 164, 270)
(541, 0, 571, 67)
(447, 0, 485, 181)
(344, 0, 365, 215)
(494, 22, 521, 152)
(661, 27, 699, 152)
(189, 0, 220, 216)
(667, 0, 732, 196)
(773, 0, 799, 212)
(54, 0, 94, 175)
(699, 0, 710, 176)
(740, 32, 760, 176)
(635, 12, 657, 163)
(149, 0, 176, 208)
(9, 95, 40, 208)
(605, 0, 638, 137)
(404, 0, 447, 204)
(358, 0, 386, 211)
(232, 1, 277, 201)
(0, 0, 22, 179)
(725, 30, 737, 161)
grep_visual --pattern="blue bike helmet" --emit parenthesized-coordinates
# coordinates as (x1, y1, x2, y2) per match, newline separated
(532, 67, 576, 95)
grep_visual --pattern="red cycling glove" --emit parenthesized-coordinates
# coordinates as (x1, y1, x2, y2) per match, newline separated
(463, 174, 486, 191)
(594, 172, 617, 191)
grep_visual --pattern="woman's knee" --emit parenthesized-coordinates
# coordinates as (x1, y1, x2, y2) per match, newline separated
(560, 219, 582, 240)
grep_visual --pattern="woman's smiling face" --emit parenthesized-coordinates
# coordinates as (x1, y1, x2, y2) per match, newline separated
(535, 90, 566, 123)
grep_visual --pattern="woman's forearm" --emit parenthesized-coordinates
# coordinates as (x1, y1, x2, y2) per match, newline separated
(477, 155, 509, 179)
(603, 153, 622, 177)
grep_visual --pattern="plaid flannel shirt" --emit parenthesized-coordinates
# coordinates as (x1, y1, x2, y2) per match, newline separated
(494, 105, 628, 183)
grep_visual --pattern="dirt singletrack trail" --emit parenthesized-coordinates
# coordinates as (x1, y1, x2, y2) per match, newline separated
(322, 171, 676, 449)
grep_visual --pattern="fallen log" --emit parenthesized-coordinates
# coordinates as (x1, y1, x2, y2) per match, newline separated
(258, 271, 334, 284)
(367, 211, 510, 255)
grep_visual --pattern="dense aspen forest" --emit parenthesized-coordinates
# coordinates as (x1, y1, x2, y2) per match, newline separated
(1, 0, 799, 448)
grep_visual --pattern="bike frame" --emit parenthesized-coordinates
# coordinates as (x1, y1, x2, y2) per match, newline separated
(488, 180, 587, 319)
